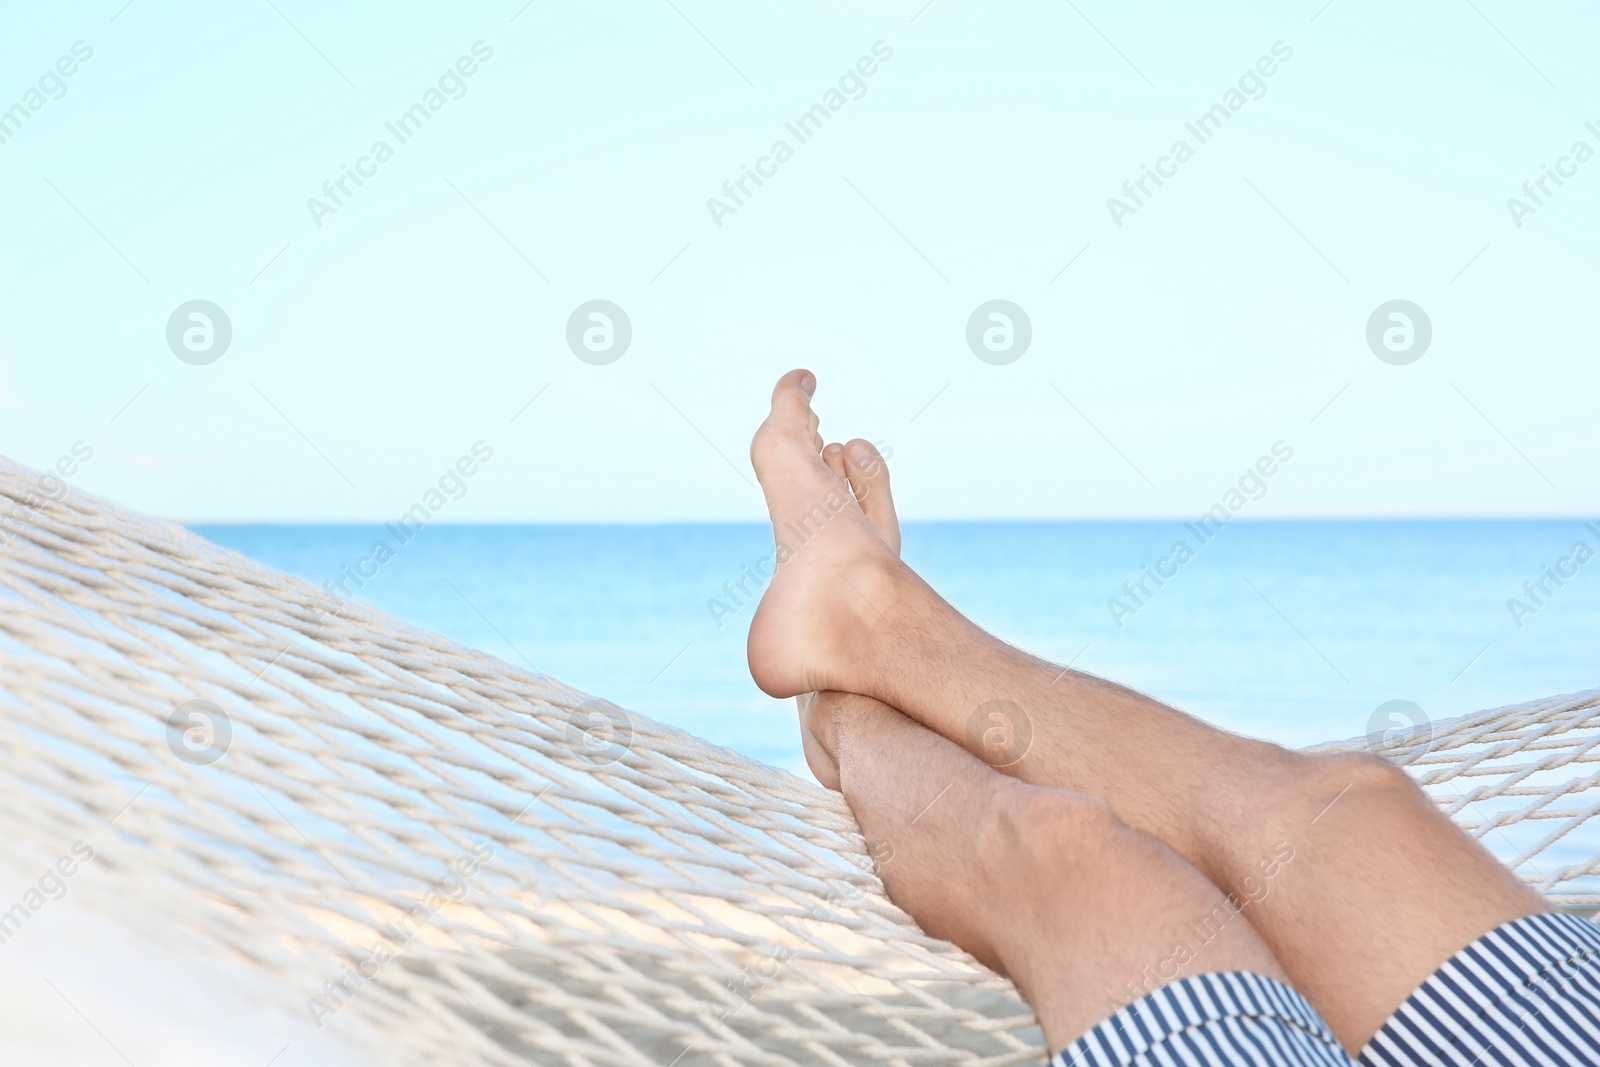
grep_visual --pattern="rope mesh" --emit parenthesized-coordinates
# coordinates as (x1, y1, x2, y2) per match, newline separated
(1, 454, 1596, 1065)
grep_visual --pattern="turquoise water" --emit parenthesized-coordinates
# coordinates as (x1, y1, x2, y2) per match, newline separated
(194, 521, 1600, 777)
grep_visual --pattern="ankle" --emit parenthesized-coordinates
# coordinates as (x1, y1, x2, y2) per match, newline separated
(836, 554, 905, 628)
(820, 555, 912, 685)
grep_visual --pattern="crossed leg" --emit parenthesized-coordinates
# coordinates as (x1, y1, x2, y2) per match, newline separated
(806, 688, 1294, 1052)
(748, 370, 1546, 1052)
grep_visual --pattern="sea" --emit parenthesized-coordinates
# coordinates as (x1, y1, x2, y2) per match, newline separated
(194, 521, 1600, 778)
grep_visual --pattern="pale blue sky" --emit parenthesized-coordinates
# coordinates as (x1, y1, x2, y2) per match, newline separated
(2, 0, 1596, 522)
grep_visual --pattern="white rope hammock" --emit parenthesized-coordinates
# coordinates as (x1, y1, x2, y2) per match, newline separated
(0, 453, 1596, 1066)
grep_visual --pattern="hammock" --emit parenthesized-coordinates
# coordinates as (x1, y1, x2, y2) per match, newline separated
(0, 453, 1596, 1066)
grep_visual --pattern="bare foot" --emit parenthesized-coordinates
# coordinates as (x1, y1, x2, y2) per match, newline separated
(800, 437, 902, 789)
(821, 439, 900, 555)
(747, 370, 906, 700)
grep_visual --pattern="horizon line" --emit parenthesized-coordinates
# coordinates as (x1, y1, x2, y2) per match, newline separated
(181, 513, 1600, 527)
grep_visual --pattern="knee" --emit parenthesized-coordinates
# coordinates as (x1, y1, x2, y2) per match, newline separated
(1296, 749, 1425, 815)
(976, 784, 1127, 879)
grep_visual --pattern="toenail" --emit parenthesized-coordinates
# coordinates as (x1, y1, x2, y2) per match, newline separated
(799, 372, 816, 397)
(849, 443, 875, 465)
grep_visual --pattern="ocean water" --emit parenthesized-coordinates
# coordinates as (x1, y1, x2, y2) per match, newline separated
(193, 521, 1600, 777)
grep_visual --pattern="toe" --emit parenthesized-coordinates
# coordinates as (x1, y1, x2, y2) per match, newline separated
(752, 370, 823, 473)
(844, 439, 900, 555)
(769, 369, 817, 428)
(822, 442, 848, 483)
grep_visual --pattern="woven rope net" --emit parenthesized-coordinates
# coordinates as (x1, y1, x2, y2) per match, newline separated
(0, 453, 1596, 1066)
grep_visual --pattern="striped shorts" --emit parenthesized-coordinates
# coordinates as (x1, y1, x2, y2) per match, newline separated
(1050, 912, 1600, 1067)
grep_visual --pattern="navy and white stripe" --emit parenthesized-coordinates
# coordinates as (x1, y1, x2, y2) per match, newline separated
(1050, 970, 1351, 1067)
(1358, 911, 1600, 1067)
(1048, 913, 1600, 1067)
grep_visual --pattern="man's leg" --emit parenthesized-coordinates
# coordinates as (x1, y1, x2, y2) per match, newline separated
(747, 370, 1546, 1050)
(805, 688, 1320, 1056)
